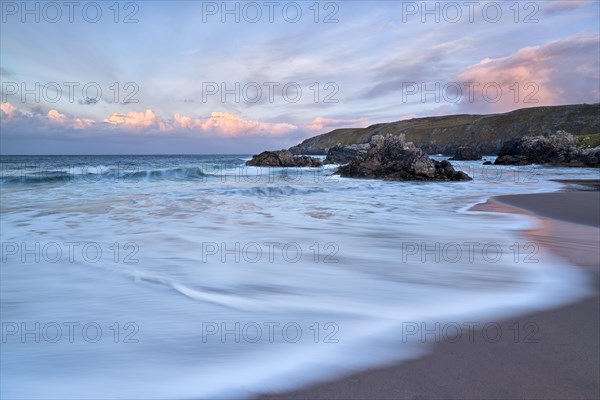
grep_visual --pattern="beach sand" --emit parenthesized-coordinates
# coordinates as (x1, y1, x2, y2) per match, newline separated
(261, 187, 600, 400)
(496, 191, 600, 228)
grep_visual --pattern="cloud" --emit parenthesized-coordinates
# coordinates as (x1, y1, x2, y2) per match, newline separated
(1, 102, 18, 119)
(72, 117, 96, 129)
(197, 112, 297, 137)
(455, 34, 600, 113)
(1, 104, 305, 154)
(398, 114, 417, 121)
(102, 109, 298, 137)
(105, 109, 162, 129)
(78, 98, 99, 105)
(47, 109, 67, 124)
(543, 0, 594, 14)
(172, 113, 203, 130)
(3, 104, 298, 138)
(46, 108, 96, 129)
(360, 35, 471, 101)
(2, 103, 95, 130)
(308, 117, 370, 132)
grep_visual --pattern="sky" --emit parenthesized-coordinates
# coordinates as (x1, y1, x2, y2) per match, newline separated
(1, 0, 599, 154)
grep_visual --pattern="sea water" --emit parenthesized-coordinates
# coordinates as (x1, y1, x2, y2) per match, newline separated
(1, 155, 598, 399)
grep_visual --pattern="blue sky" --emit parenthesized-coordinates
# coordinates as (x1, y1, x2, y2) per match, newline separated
(1, 0, 599, 154)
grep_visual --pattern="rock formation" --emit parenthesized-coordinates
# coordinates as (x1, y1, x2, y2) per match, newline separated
(324, 143, 370, 164)
(337, 135, 471, 181)
(450, 146, 482, 161)
(246, 150, 323, 167)
(494, 131, 600, 167)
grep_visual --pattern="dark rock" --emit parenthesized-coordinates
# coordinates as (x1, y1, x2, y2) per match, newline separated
(450, 146, 482, 161)
(483, 161, 493, 165)
(578, 147, 600, 167)
(294, 156, 323, 168)
(324, 143, 370, 164)
(246, 150, 323, 167)
(494, 131, 599, 167)
(337, 135, 471, 181)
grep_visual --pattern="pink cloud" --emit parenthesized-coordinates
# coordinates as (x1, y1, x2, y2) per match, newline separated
(398, 114, 417, 121)
(172, 113, 203, 130)
(1, 103, 97, 131)
(0, 102, 18, 119)
(47, 109, 96, 130)
(104, 110, 297, 137)
(105, 109, 162, 129)
(308, 117, 370, 132)
(456, 34, 599, 113)
(197, 112, 297, 137)
(47, 109, 67, 124)
(4, 104, 297, 137)
(72, 118, 96, 129)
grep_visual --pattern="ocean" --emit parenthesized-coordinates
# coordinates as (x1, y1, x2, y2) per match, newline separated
(1, 155, 597, 399)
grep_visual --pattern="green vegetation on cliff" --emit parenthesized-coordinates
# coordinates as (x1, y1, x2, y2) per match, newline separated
(579, 133, 600, 148)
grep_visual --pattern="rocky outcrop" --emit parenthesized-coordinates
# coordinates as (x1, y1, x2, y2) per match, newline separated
(337, 135, 471, 181)
(246, 150, 323, 167)
(288, 103, 600, 156)
(450, 146, 482, 161)
(324, 143, 370, 164)
(495, 131, 600, 167)
(578, 148, 600, 167)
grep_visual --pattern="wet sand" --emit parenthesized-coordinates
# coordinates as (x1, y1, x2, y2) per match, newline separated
(496, 191, 600, 227)
(261, 190, 600, 400)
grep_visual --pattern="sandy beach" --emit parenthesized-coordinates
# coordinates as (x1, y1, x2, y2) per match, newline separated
(262, 185, 600, 400)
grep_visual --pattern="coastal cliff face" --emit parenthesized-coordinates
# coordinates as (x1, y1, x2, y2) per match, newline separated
(289, 104, 600, 156)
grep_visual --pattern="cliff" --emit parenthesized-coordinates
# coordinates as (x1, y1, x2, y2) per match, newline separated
(289, 103, 600, 156)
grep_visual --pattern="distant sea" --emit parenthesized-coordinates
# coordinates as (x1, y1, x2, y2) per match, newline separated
(1, 155, 597, 399)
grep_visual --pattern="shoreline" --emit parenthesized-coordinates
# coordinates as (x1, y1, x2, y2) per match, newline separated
(260, 189, 600, 399)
